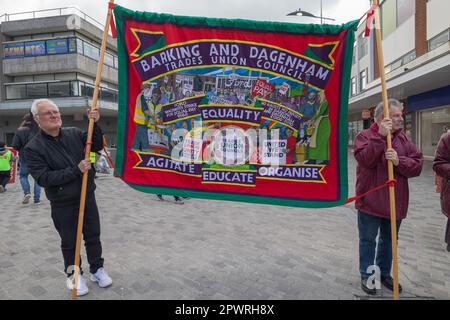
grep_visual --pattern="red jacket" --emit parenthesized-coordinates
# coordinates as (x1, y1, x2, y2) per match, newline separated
(433, 132, 450, 218)
(354, 123, 423, 220)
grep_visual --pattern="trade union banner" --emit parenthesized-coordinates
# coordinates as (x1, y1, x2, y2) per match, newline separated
(113, 5, 358, 208)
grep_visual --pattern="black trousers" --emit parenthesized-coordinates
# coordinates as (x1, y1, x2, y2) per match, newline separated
(51, 194, 104, 276)
(446, 218, 450, 245)
(0, 171, 10, 187)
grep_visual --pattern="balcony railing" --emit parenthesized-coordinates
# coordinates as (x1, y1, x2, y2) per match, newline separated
(0, 7, 104, 30)
(4, 80, 118, 103)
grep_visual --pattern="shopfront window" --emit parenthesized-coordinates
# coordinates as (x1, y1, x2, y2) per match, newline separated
(348, 120, 364, 146)
(420, 106, 450, 157)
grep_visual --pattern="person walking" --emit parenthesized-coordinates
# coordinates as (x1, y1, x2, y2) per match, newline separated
(353, 98, 423, 295)
(24, 99, 112, 296)
(0, 142, 15, 193)
(12, 112, 41, 204)
(432, 131, 450, 252)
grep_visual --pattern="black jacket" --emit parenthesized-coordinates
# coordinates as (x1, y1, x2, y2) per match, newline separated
(24, 124, 103, 206)
(11, 125, 39, 162)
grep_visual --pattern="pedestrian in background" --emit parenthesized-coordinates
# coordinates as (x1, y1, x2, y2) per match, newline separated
(353, 98, 423, 295)
(0, 142, 15, 193)
(432, 131, 450, 252)
(12, 112, 41, 204)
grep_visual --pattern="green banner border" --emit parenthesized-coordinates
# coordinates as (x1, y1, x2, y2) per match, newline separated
(114, 5, 358, 208)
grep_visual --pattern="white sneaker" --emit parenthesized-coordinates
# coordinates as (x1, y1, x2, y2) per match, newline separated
(90, 267, 112, 288)
(66, 274, 89, 296)
(22, 194, 31, 204)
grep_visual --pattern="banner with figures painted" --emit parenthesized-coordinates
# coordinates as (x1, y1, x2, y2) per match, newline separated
(114, 5, 358, 208)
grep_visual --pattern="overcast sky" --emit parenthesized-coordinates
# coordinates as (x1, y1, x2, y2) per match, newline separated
(0, 0, 371, 25)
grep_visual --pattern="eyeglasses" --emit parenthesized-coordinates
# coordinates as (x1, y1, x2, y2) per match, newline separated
(37, 111, 60, 117)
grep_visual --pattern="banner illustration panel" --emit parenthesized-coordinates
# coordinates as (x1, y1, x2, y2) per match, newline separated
(114, 5, 358, 207)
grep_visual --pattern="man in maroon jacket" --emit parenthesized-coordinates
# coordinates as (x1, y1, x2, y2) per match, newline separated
(354, 98, 423, 295)
(432, 133, 450, 253)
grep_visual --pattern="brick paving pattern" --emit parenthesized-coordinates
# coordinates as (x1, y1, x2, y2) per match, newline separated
(0, 152, 448, 300)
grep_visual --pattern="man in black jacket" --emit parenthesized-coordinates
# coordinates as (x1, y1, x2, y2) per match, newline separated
(24, 99, 112, 296)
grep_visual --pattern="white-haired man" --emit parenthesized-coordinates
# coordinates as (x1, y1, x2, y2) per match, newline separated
(354, 98, 423, 295)
(24, 99, 112, 296)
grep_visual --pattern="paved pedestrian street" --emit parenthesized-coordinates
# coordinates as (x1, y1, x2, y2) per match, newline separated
(0, 152, 449, 300)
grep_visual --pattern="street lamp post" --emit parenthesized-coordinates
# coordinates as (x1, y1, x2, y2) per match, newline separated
(287, 0, 335, 24)
(320, 0, 322, 24)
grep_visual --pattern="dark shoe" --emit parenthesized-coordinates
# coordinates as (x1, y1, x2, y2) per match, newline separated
(446, 244, 450, 252)
(381, 276, 403, 293)
(174, 196, 184, 205)
(361, 277, 377, 295)
(157, 195, 164, 201)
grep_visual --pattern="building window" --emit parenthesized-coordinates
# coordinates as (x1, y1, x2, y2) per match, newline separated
(55, 73, 77, 80)
(358, 34, 368, 60)
(6, 84, 26, 99)
(391, 59, 402, 71)
(2, 36, 119, 69)
(46, 39, 69, 55)
(402, 50, 416, 65)
(83, 41, 100, 61)
(48, 82, 71, 97)
(14, 76, 33, 82)
(104, 52, 114, 68)
(381, 0, 397, 39)
(34, 74, 55, 81)
(26, 83, 48, 98)
(24, 41, 46, 57)
(396, 0, 415, 27)
(352, 41, 357, 64)
(31, 33, 53, 40)
(351, 76, 357, 96)
(359, 69, 368, 91)
(4, 80, 117, 101)
(429, 29, 450, 51)
(76, 38, 84, 54)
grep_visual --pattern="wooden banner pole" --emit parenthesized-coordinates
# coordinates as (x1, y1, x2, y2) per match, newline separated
(71, 0, 115, 300)
(372, 0, 400, 300)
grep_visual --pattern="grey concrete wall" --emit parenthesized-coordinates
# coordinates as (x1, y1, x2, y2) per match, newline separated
(2, 53, 118, 84)
(77, 54, 118, 84)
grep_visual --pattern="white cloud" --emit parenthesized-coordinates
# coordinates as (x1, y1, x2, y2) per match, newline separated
(0, 0, 370, 25)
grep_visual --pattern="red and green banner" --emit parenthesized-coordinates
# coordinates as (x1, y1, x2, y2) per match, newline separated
(113, 5, 358, 208)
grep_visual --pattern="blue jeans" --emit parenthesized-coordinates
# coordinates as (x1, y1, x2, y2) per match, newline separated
(19, 161, 41, 201)
(131, 124, 149, 151)
(358, 211, 401, 278)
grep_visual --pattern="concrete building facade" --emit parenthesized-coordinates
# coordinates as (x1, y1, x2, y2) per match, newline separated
(0, 8, 118, 146)
(349, 0, 450, 159)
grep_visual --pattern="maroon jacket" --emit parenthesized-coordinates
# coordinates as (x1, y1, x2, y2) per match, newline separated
(354, 123, 423, 220)
(433, 132, 450, 218)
